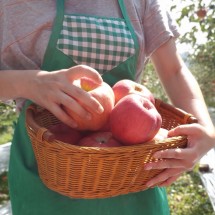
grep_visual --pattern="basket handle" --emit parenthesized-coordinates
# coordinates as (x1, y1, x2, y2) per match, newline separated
(155, 99, 198, 124)
(25, 105, 55, 142)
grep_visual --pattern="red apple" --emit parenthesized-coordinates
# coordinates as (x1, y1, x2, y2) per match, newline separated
(147, 128, 169, 144)
(78, 131, 122, 147)
(49, 123, 82, 145)
(110, 94, 162, 145)
(65, 77, 115, 131)
(112, 79, 155, 104)
(196, 8, 207, 19)
(99, 118, 111, 132)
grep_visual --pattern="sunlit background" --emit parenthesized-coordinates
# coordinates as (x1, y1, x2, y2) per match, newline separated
(165, 0, 213, 53)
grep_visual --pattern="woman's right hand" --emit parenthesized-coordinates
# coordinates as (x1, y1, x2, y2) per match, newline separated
(25, 65, 104, 128)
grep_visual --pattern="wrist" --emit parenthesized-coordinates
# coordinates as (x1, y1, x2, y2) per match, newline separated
(0, 70, 38, 101)
(15, 70, 43, 100)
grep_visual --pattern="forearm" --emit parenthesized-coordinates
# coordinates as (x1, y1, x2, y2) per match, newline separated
(0, 70, 41, 101)
(151, 39, 214, 134)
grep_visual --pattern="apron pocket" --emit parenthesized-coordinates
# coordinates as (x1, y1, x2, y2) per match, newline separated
(57, 14, 135, 74)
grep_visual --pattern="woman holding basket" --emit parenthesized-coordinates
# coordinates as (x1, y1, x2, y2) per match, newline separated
(0, 0, 215, 214)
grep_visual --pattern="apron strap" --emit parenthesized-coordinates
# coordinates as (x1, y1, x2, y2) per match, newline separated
(118, 0, 138, 50)
(56, 0, 65, 18)
(52, 0, 65, 41)
(42, 0, 65, 69)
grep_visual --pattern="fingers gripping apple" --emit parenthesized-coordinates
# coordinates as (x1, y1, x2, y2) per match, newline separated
(66, 77, 115, 131)
(110, 94, 162, 145)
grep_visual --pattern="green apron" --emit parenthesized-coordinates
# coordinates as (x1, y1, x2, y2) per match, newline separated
(8, 0, 170, 214)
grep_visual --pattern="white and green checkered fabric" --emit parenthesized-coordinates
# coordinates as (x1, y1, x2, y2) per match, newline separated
(57, 15, 135, 74)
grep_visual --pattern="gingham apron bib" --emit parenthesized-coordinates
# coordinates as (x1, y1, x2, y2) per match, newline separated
(8, 0, 169, 214)
(57, 15, 135, 75)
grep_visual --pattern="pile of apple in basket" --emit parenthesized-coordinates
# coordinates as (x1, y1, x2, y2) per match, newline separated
(49, 78, 168, 147)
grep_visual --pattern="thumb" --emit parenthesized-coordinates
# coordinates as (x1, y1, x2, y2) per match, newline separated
(168, 123, 200, 137)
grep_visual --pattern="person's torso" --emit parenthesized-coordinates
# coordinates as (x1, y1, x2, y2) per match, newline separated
(0, 0, 147, 80)
(0, 0, 179, 83)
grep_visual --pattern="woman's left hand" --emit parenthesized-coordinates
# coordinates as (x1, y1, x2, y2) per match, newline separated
(144, 123, 215, 187)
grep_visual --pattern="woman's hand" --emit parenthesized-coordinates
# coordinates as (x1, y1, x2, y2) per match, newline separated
(144, 123, 215, 187)
(26, 65, 104, 128)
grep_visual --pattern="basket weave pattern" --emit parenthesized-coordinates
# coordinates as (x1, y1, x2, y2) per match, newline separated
(26, 99, 197, 199)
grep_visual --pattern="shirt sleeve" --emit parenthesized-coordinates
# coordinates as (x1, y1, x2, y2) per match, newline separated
(143, 0, 180, 57)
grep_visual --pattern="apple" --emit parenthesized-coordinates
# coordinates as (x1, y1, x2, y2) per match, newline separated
(110, 94, 162, 145)
(112, 79, 155, 104)
(196, 8, 207, 19)
(153, 128, 169, 141)
(65, 77, 115, 131)
(48, 123, 82, 145)
(78, 131, 122, 147)
(147, 128, 168, 144)
(99, 118, 111, 132)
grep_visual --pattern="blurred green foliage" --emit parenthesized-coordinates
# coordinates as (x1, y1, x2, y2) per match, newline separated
(167, 167, 215, 215)
(0, 172, 10, 206)
(170, 0, 215, 48)
(188, 41, 215, 107)
(0, 102, 17, 144)
(141, 62, 168, 103)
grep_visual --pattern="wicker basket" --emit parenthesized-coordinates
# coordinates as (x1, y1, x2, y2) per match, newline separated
(25, 99, 197, 199)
